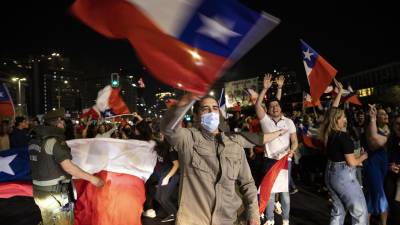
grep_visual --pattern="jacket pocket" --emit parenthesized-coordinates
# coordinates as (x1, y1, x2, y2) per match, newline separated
(192, 152, 211, 173)
(225, 153, 241, 180)
(191, 150, 214, 181)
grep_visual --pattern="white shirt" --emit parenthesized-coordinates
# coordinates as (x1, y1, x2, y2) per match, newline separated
(260, 114, 296, 193)
(260, 115, 296, 160)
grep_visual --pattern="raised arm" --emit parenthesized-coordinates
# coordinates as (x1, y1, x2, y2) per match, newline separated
(275, 74, 285, 101)
(332, 79, 344, 108)
(366, 104, 388, 149)
(81, 115, 92, 138)
(256, 74, 272, 120)
(160, 93, 198, 151)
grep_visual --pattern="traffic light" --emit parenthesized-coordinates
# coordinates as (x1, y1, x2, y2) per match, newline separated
(111, 73, 119, 88)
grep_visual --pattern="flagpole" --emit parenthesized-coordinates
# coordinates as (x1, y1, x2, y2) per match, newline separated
(104, 113, 135, 120)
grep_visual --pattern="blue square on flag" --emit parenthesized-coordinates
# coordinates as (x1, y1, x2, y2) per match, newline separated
(0, 84, 11, 102)
(178, 0, 260, 57)
(0, 148, 31, 182)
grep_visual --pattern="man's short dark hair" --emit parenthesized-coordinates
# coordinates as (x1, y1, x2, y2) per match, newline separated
(193, 95, 218, 114)
(15, 116, 26, 127)
(265, 98, 281, 108)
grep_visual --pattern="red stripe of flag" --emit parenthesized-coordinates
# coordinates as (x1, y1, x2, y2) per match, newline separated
(344, 94, 362, 106)
(74, 170, 146, 225)
(308, 56, 337, 103)
(70, 0, 227, 95)
(109, 88, 130, 115)
(0, 181, 33, 198)
(259, 154, 289, 214)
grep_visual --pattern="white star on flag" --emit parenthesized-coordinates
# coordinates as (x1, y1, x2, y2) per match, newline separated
(0, 92, 4, 98)
(303, 48, 314, 61)
(0, 154, 17, 175)
(197, 14, 241, 45)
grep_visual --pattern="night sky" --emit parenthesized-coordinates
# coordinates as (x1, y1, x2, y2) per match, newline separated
(1, 0, 399, 100)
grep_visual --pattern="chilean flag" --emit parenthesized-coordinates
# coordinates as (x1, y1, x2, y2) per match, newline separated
(324, 84, 362, 106)
(95, 85, 130, 117)
(67, 138, 157, 225)
(0, 148, 41, 225)
(0, 83, 15, 118)
(259, 154, 289, 214)
(301, 40, 337, 103)
(0, 147, 32, 199)
(71, 0, 280, 95)
(330, 85, 362, 106)
(81, 106, 101, 120)
(303, 91, 321, 108)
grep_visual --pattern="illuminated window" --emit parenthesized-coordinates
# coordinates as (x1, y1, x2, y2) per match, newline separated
(357, 87, 374, 97)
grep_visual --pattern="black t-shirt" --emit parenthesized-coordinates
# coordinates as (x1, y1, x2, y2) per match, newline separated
(327, 131, 354, 162)
(10, 128, 30, 148)
(156, 147, 178, 172)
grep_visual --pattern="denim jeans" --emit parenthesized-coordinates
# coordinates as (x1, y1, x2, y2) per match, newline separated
(288, 160, 297, 191)
(263, 158, 290, 221)
(325, 161, 367, 225)
(265, 192, 290, 220)
(155, 172, 179, 216)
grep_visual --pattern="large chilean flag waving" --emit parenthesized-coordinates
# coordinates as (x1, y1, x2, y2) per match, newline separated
(71, 0, 280, 95)
(67, 138, 157, 225)
(301, 40, 337, 103)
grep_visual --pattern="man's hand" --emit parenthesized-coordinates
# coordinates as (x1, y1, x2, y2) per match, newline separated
(132, 112, 143, 122)
(390, 163, 400, 174)
(248, 148, 256, 160)
(263, 74, 273, 90)
(177, 93, 201, 107)
(161, 176, 170, 186)
(277, 129, 288, 137)
(368, 104, 377, 120)
(90, 176, 104, 187)
(334, 78, 343, 93)
(248, 218, 260, 225)
(275, 75, 285, 89)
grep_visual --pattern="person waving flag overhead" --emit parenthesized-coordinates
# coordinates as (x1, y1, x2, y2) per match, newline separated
(301, 40, 337, 104)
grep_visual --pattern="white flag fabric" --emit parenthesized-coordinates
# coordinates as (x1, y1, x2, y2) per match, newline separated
(66, 138, 157, 182)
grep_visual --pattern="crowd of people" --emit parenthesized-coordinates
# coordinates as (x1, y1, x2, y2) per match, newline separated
(1, 75, 399, 225)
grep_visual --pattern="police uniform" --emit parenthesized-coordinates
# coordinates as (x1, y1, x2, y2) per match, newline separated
(28, 109, 74, 225)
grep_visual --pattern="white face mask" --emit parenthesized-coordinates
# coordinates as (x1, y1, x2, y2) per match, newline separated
(200, 112, 220, 132)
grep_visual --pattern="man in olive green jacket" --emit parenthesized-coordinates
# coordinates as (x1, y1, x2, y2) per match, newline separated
(161, 94, 260, 225)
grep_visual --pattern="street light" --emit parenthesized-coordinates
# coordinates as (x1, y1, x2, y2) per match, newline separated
(11, 77, 26, 114)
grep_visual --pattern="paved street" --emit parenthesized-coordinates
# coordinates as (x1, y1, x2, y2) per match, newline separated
(142, 185, 331, 225)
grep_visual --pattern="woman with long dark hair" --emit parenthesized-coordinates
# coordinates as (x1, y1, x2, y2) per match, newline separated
(320, 80, 368, 225)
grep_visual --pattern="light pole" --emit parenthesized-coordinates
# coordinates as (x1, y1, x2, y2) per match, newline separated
(11, 77, 26, 115)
